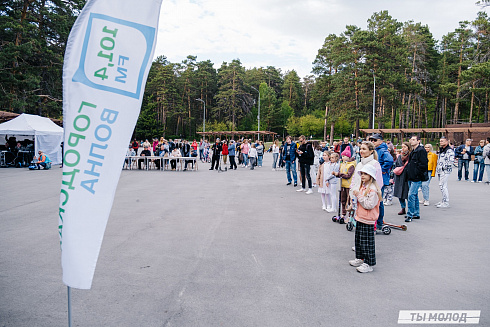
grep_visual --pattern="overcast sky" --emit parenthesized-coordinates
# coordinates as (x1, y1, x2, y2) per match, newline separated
(154, 0, 488, 78)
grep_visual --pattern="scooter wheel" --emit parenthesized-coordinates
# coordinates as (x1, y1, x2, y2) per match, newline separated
(346, 222, 353, 231)
(339, 218, 345, 224)
(382, 226, 391, 235)
(331, 217, 337, 222)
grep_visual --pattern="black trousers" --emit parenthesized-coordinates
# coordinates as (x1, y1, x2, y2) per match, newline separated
(299, 163, 312, 189)
(229, 155, 237, 169)
(211, 154, 220, 169)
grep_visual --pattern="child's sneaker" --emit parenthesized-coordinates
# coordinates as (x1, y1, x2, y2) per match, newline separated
(423, 200, 429, 206)
(322, 205, 327, 211)
(351, 246, 355, 251)
(349, 258, 363, 267)
(296, 188, 305, 192)
(356, 263, 373, 273)
(305, 189, 313, 194)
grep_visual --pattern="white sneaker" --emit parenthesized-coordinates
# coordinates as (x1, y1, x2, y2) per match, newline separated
(272, 168, 276, 171)
(423, 200, 429, 206)
(349, 258, 364, 267)
(434, 201, 442, 207)
(306, 189, 313, 194)
(419, 199, 424, 204)
(436, 202, 450, 208)
(478, 181, 483, 183)
(356, 263, 373, 273)
(296, 188, 305, 192)
(471, 180, 475, 183)
(322, 205, 327, 211)
(385, 200, 392, 206)
(352, 246, 355, 251)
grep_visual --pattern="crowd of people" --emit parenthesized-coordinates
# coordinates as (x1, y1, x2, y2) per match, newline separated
(125, 133, 490, 273)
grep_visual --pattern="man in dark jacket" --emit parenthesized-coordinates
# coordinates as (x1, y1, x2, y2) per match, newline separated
(282, 136, 297, 186)
(296, 135, 314, 194)
(405, 135, 429, 222)
(455, 139, 474, 181)
(210, 138, 222, 170)
(138, 146, 152, 170)
(369, 133, 394, 230)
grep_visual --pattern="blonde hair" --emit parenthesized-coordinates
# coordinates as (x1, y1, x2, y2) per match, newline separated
(330, 152, 339, 161)
(361, 141, 378, 160)
(424, 143, 433, 152)
(359, 173, 382, 199)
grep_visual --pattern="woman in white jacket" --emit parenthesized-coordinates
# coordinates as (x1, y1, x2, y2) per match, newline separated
(349, 141, 383, 201)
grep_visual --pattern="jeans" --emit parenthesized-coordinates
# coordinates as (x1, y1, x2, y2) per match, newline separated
(242, 154, 248, 166)
(249, 157, 256, 169)
(285, 160, 297, 184)
(421, 172, 432, 201)
(257, 155, 263, 166)
(299, 163, 312, 189)
(407, 181, 421, 217)
(473, 161, 485, 182)
(272, 153, 278, 169)
(458, 158, 470, 180)
(376, 185, 385, 227)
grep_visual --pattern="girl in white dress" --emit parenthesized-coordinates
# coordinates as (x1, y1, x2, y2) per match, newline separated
(317, 152, 340, 212)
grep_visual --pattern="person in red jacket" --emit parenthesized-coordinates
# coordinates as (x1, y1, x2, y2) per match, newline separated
(221, 140, 229, 169)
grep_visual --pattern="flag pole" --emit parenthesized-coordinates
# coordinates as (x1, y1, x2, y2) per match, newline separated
(67, 286, 72, 327)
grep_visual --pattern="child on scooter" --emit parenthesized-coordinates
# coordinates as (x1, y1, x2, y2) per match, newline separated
(349, 165, 382, 273)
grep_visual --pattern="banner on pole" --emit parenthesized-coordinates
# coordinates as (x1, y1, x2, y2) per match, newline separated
(60, 0, 163, 289)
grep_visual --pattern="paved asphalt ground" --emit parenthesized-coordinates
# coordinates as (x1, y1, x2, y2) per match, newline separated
(1, 154, 489, 327)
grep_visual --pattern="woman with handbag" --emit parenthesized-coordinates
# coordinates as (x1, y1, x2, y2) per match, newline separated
(393, 142, 411, 215)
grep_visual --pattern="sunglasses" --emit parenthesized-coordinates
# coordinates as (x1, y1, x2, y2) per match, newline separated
(368, 139, 377, 142)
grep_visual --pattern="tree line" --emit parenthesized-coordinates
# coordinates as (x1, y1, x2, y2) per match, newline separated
(1, 2, 489, 140)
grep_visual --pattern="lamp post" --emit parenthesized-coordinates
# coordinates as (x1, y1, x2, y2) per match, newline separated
(195, 98, 205, 133)
(372, 72, 376, 129)
(250, 86, 260, 140)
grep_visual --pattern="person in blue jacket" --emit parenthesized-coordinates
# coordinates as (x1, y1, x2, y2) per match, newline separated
(455, 139, 475, 181)
(228, 140, 237, 170)
(282, 136, 298, 187)
(368, 133, 394, 230)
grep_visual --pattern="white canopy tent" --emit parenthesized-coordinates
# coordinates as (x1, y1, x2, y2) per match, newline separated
(0, 113, 63, 165)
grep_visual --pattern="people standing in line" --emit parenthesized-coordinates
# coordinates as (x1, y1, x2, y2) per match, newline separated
(404, 135, 428, 222)
(228, 140, 237, 170)
(282, 135, 298, 187)
(241, 139, 249, 167)
(248, 144, 257, 170)
(393, 142, 411, 216)
(472, 140, 486, 183)
(256, 141, 264, 167)
(420, 144, 438, 206)
(369, 133, 394, 231)
(210, 138, 222, 171)
(483, 137, 490, 184)
(455, 139, 474, 181)
(272, 140, 280, 171)
(349, 165, 382, 273)
(435, 136, 455, 207)
(333, 147, 356, 218)
(296, 135, 315, 194)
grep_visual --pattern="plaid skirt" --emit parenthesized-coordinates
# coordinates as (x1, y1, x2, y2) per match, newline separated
(355, 221, 376, 266)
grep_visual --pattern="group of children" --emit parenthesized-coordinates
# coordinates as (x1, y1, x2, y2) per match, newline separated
(315, 143, 381, 273)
